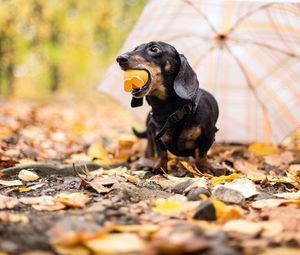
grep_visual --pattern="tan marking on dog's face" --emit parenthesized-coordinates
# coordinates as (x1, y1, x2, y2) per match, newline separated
(165, 61, 171, 72)
(146, 63, 167, 100)
(129, 54, 167, 100)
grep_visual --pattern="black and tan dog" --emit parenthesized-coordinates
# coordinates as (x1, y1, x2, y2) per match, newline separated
(116, 41, 219, 171)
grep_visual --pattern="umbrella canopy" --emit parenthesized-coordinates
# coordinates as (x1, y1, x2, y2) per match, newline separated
(98, 0, 300, 145)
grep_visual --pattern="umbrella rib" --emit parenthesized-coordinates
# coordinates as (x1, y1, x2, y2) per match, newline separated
(227, 3, 274, 35)
(229, 38, 300, 59)
(224, 44, 272, 137)
(183, 0, 219, 35)
(162, 33, 211, 43)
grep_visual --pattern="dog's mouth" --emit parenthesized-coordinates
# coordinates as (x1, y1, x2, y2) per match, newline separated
(131, 68, 152, 98)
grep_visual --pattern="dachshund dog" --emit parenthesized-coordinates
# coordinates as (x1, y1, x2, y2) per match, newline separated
(116, 41, 219, 171)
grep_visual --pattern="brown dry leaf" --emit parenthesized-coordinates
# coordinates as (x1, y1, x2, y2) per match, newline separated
(287, 164, 300, 184)
(223, 220, 262, 237)
(52, 245, 90, 255)
(248, 143, 278, 156)
(153, 198, 184, 216)
(81, 176, 119, 194)
(258, 247, 300, 255)
(264, 151, 294, 167)
(260, 221, 283, 238)
(85, 233, 148, 255)
(274, 191, 300, 200)
(19, 196, 66, 211)
(148, 175, 176, 189)
(210, 173, 244, 186)
(251, 199, 300, 209)
(234, 160, 266, 181)
(0, 212, 28, 223)
(113, 225, 158, 238)
(55, 193, 90, 208)
(0, 158, 18, 168)
(0, 179, 23, 187)
(18, 169, 39, 181)
(0, 194, 19, 209)
(218, 177, 259, 198)
(151, 223, 208, 254)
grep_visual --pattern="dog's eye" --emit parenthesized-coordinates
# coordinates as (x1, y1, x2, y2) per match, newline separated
(149, 45, 160, 54)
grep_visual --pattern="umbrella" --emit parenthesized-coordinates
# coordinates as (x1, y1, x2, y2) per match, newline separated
(98, 0, 300, 145)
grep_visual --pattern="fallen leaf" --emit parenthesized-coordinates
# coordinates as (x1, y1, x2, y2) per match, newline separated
(153, 198, 184, 216)
(52, 245, 90, 255)
(81, 176, 119, 194)
(251, 199, 300, 209)
(248, 143, 278, 156)
(218, 177, 259, 198)
(18, 183, 45, 193)
(0, 179, 23, 187)
(0, 212, 28, 223)
(258, 247, 300, 255)
(180, 161, 202, 176)
(19, 196, 65, 211)
(18, 169, 39, 181)
(260, 221, 283, 238)
(0, 194, 19, 209)
(88, 141, 111, 166)
(234, 160, 266, 181)
(0, 158, 18, 168)
(223, 220, 262, 237)
(274, 191, 300, 200)
(210, 173, 244, 185)
(56, 193, 90, 208)
(113, 224, 158, 238)
(148, 175, 176, 189)
(85, 233, 147, 254)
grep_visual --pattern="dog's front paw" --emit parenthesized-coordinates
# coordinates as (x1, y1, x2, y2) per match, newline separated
(153, 158, 167, 172)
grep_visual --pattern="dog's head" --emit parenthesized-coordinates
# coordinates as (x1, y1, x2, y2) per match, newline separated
(116, 41, 199, 107)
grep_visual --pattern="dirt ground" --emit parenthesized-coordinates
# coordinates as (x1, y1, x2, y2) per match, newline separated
(0, 96, 300, 255)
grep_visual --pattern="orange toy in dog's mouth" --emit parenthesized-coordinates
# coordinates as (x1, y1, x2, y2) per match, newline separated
(124, 70, 149, 92)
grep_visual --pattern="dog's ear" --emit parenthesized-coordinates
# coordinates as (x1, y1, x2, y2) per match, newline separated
(131, 97, 143, 108)
(174, 54, 199, 100)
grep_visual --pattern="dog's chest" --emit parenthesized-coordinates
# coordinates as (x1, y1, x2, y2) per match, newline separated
(160, 124, 202, 156)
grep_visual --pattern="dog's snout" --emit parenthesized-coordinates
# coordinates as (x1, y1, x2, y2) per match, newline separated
(116, 54, 129, 65)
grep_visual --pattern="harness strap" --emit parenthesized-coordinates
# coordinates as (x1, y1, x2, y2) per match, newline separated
(154, 89, 203, 141)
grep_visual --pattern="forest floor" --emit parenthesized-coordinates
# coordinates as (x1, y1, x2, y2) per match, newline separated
(0, 96, 300, 255)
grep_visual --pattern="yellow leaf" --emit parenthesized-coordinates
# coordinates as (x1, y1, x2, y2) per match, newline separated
(85, 233, 147, 254)
(248, 143, 278, 156)
(88, 141, 111, 165)
(56, 193, 90, 208)
(210, 198, 227, 219)
(210, 173, 244, 185)
(180, 161, 202, 176)
(18, 187, 32, 193)
(153, 199, 184, 215)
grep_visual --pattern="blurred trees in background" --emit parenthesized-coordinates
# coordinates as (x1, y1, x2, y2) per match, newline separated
(0, 0, 145, 98)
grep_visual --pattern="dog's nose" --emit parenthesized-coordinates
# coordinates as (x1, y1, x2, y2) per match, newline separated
(116, 54, 129, 64)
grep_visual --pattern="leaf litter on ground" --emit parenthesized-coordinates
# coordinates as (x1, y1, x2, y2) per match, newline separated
(0, 99, 300, 254)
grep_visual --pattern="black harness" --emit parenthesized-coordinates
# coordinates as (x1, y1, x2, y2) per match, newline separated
(151, 89, 203, 142)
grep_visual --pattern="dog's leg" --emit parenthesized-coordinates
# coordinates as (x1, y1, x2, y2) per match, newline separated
(145, 133, 155, 158)
(195, 131, 216, 175)
(153, 140, 168, 170)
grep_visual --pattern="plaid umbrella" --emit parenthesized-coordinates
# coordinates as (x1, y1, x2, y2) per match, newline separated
(98, 0, 300, 145)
